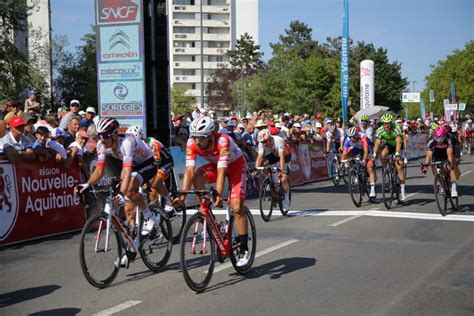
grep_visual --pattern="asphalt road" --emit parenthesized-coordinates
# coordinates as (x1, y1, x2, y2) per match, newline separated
(1, 153, 473, 316)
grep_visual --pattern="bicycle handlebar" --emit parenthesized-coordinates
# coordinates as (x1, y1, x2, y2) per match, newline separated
(172, 187, 219, 199)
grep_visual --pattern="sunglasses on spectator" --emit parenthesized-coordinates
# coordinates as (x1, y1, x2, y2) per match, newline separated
(71, 104, 80, 107)
(179, 133, 188, 136)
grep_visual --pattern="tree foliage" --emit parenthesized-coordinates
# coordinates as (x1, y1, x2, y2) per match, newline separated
(0, 0, 49, 103)
(421, 41, 474, 117)
(171, 84, 194, 114)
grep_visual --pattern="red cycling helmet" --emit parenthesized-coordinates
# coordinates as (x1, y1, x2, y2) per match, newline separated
(434, 126, 447, 142)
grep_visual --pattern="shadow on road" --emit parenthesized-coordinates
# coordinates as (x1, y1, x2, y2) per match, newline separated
(204, 257, 316, 293)
(29, 308, 81, 315)
(0, 285, 61, 308)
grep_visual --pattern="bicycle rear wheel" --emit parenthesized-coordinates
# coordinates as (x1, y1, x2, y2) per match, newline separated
(140, 207, 173, 272)
(79, 213, 122, 288)
(180, 213, 215, 292)
(349, 169, 363, 207)
(331, 159, 340, 186)
(230, 205, 257, 274)
(382, 168, 394, 209)
(259, 177, 274, 221)
(434, 174, 448, 216)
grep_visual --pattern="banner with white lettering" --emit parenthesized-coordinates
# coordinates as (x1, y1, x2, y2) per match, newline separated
(0, 159, 84, 245)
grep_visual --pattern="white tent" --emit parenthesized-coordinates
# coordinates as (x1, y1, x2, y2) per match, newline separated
(355, 105, 391, 120)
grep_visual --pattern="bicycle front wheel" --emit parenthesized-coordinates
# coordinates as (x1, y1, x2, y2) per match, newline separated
(259, 177, 274, 221)
(382, 168, 394, 209)
(434, 174, 448, 216)
(230, 205, 257, 275)
(168, 205, 186, 244)
(79, 213, 122, 288)
(349, 169, 363, 207)
(180, 213, 215, 292)
(140, 207, 173, 272)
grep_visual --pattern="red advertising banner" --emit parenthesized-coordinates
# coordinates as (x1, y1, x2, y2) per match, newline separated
(288, 141, 329, 185)
(307, 142, 329, 181)
(0, 159, 85, 246)
(288, 142, 306, 185)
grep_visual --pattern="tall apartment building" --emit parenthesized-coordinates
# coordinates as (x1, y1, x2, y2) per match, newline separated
(167, 0, 259, 108)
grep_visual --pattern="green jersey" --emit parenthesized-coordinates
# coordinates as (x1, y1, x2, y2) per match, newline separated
(375, 123, 403, 147)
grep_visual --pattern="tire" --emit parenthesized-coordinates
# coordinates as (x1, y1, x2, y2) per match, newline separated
(394, 172, 403, 204)
(167, 205, 186, 244)
(259, 178, 273, 222)
(349, 169, 363, 207)
(180, 213, 215, 292)
(382, 168, 393, 209)
(340, 163, 348, 185)
(278, 180, 291, 216)
(230, 206, 257, 274)
(434, 174, 448, 216)
(140, 207, 173, 272)
(331, 159, 340, 186)
(79, 213, 122, 288)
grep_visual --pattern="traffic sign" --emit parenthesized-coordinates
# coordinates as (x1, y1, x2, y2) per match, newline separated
(429, 90, 435, 102)
(444, 103, 457, 111)
(458, 103, 466, 111)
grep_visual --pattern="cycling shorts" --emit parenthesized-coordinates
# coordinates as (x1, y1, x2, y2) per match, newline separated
(131, 157, 158, 186)
(347, 147, 363, 157)
(196, 156, 247, 201)
(382, 143, 398, 155)
(157, 149, 174, 180)
(432, 148, 448, 162)
(264, 153, 291, 174)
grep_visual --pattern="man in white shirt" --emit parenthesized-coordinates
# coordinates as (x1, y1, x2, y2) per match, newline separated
(0, 117, 35, 163)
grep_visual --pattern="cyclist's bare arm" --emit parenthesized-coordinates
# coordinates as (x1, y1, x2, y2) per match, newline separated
(278, 151, 286, 172)
(214, 167, 226, 207)
(255, 151, 264, 168)
(76, 164, 105, 193)
(119, 167, 133, 195)
(395, 136, 403, 155)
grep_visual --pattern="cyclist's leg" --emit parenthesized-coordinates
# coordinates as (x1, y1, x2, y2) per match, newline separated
(447, 147, 459, 195)
(280, 154, 291, 193)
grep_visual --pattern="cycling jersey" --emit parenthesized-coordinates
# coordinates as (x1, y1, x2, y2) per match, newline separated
(325, 128, 345, 145)
(375, 123, 404, 147)
(426, 137, 454, 151)
(185, 133, 243, 169)
(96, 134, 154, 169)
(343, 132, 369, 155)
(257, 135, 292, 158)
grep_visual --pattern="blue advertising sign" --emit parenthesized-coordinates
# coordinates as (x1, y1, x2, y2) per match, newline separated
(95, 0, 147, 134)
(340, 0, 350, 125)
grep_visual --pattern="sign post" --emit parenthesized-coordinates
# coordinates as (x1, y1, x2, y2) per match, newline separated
(429, 90, 435, 120)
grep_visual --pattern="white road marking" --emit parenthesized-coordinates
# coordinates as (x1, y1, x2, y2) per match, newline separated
(93, 300, 142, 316)
(405, 191, 420, 199)
(328, 214, 364, 227)
(214, 239, 298, 273)
(461, 170, 473, 177)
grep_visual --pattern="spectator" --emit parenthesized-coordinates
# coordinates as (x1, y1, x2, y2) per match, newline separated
(200, 108, 209, 117)
(0, 117, 35, 163)
(280, 115, 290, 138)
(64, 117, 80, 147)
(68, 130, 90, 179)
(80, 107, 98, 129)
(173, 126, 189, 149)
(4, 102, 23, 126)
(24, 90, 42, 114)
(171, 114, 187, 148)
(191, 106, 200, 120)
(290, 122, 302, 143)
(253, 119, 267, 143)
(209, 110, 218, 120)
(0, 100, 15, 120)
(20, 112, 38, 143)
(59, 100, 81, 129)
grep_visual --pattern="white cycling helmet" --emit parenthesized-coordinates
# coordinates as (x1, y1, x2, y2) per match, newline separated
(189, 116, 214, 137)
(126, 125, 143, 138)
(346, 126, 358, 137)
(257, 128, 271, 143)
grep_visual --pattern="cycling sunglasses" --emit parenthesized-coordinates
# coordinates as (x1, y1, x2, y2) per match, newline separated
(99, 133, 112, 140)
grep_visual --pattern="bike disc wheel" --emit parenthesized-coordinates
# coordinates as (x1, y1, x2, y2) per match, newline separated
(349, 169, 363, 207)
(79, 213, 122, 288)
(331, 159, 340, 186)
(259, 178, 273, 221)
(140, 207, 173, 272)
(230, 205, 257, 275)
(382, 168, 393, 209)
(434, 174, 448, 216)
(180, 213, 215, 292)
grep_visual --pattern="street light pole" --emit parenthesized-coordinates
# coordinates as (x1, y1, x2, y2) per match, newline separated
(412, 80, 417, 92)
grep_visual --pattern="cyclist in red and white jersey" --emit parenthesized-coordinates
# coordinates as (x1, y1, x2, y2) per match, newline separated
(77, 118, 159, 237)
(255, 129, 292, 212)
(176, 117, 250, 267)
(325, 124, 344, 155)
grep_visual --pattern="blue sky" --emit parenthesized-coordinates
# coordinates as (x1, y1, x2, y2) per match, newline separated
(51, 0, 473, 91)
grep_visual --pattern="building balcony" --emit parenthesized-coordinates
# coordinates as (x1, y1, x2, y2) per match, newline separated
(172, 5, 199, 13)
(173, 61, 200, 69)
(202, 19, 230, 27)
(173, 33, 200, 41)
(174, 75, 200, 83)
(173, 47, 201, 55)
(201, 5, 230, 13)
(173, 19, 200, 27)
(203, 33, 230, 41)
(204, 47, 228, 55)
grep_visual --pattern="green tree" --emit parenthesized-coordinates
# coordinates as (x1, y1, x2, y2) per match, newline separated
(53, 29, 97, 110)
(171, 84, 194, 114)
(421, 41, 474, 117)
(227, 32, 264, 76)
(0, 0, 49, 102)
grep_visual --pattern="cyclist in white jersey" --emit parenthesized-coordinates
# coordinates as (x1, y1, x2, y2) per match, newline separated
(76, 118, 159, 237)
(325, 124, 344, 154)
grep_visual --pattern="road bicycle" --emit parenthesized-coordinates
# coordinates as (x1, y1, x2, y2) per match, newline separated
(330, 151, 348, 186)
(257, 166, 291, 221)
(176, 188, 256, 292)
(245, 162, 260, 199)
(381, 155, 403, 209)
(424, 161, 459, 216)
(344, 157, 371, 208)
(78, 182, 173, 288)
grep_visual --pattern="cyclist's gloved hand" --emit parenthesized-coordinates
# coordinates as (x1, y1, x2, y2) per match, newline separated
(75, 183, 89, 194)
(420, 164, 428, 174)
(114, 192, 126, 205)
(394, 152, 401, 160)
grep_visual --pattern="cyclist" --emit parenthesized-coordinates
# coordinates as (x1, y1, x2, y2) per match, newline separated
(325, 123, 344, 155)
(341, 126, 369, 167)
(421, 126, 459, 197)
(368, 114, 406, 200)
(76, 118, 159, 236)
(175, 116, 250, 267)
(463, 119, 473, 153)
(255, 128, 292, 212)
(358, 115, 373, 144)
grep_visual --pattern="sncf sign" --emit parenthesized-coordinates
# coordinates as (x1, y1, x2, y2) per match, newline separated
(97, 0, 140, 24)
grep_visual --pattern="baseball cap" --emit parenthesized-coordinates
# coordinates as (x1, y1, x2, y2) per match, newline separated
(79, 111, 86, 116)
(86, 107, 96, 114)
(315, 122, 322, 128)
(51, 128, 66, 138)
(226, 120, 236, 127)
(172, 114, 184, 122)
(255, 120, 267, 128)
(76, 130, 89, 139)
(70, 99, 80, 107)
(293, 122, 302, 128)
(29, 90, 38, 96)
(237, 124, 245, 129)
(9, 116, 26, 128)
(269, 127, 280, 135)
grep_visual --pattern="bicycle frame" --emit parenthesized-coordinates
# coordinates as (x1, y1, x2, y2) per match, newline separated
(257, 166, 281, 200)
